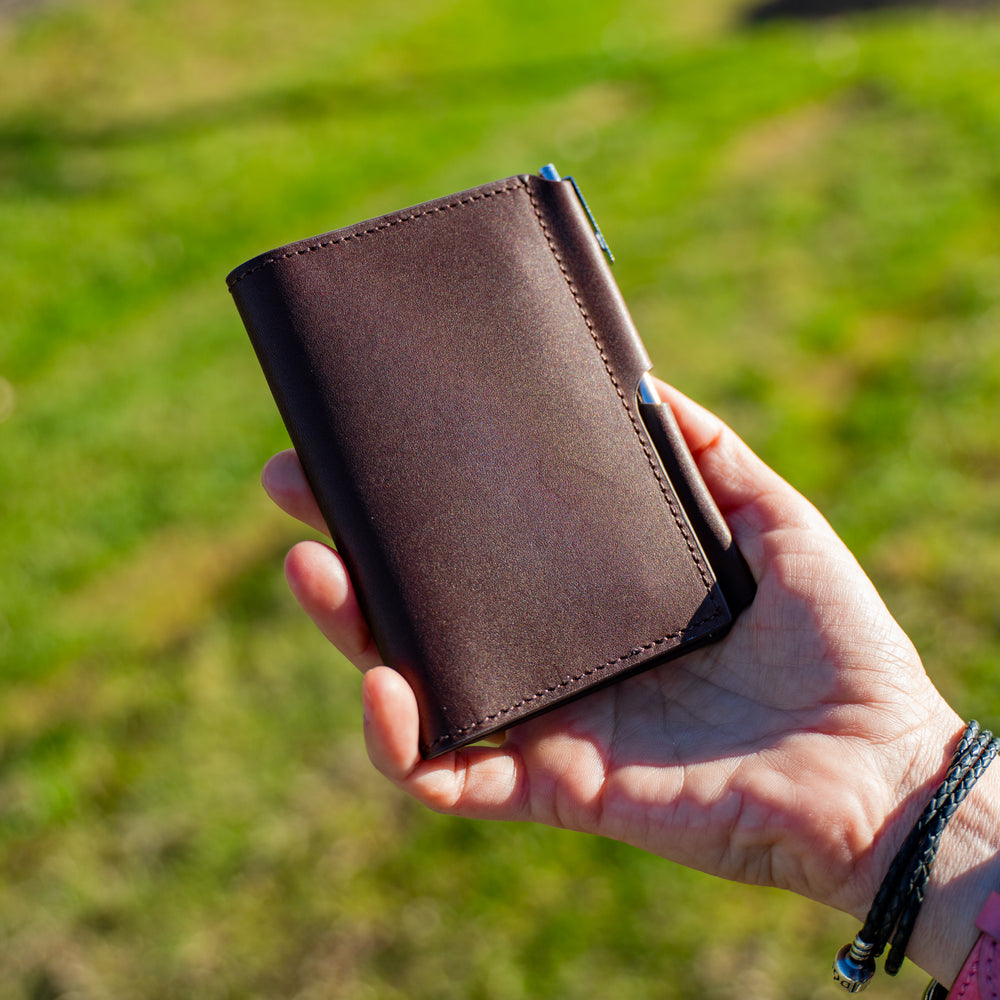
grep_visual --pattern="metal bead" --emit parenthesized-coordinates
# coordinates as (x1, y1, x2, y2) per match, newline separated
(832, 937, 877, 993)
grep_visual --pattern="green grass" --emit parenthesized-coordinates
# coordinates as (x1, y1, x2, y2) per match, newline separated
(3, 0, 1000, 995)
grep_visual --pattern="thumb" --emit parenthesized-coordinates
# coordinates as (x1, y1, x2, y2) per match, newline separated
(653, 379, 832, 551)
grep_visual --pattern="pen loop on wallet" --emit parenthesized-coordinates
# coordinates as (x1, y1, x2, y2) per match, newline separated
(539, 163, 615, 265)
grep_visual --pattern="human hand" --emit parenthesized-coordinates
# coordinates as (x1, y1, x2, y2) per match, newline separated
(263, 379, 994, 984)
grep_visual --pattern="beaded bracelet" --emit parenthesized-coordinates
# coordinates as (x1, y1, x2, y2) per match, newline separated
(833, 721, 1000, 993)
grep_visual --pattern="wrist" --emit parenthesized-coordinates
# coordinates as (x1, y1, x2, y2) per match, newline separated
(908, 752, 1000, 984)
(831, 710, 1000, 986)
(825, 701, 963, 922)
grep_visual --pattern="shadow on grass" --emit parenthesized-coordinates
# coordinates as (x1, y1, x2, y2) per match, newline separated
(741, 0, 997, 24)
(0, 52, 614, 198)
(0, 52, 610, 151)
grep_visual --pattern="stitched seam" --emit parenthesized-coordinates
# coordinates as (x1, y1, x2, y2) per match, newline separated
(227, 181, 526, 288)
(522, 182, 721, 608)
(427, 616, 723, 750)
(953, 955, 979, 999)
(985, 939, 999, 1000)
(422, 181, 725, 750)
(431, 184, 728, 750)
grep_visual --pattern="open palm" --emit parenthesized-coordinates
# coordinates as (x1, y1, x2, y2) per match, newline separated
(262, 379, 962, 948)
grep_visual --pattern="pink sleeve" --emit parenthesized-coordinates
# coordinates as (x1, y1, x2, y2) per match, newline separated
(948, 893, 1000, 1000)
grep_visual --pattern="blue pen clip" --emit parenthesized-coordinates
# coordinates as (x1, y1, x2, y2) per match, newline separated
(539, 163, 615, 266)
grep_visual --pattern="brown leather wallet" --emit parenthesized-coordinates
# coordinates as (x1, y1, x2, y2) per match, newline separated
(227, 168, 755, 758)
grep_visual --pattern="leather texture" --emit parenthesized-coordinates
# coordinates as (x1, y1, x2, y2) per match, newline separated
(947, 892, 1000, 1000)
(228, 172, 755, 758)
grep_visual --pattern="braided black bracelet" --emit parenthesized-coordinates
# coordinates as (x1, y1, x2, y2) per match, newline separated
(833, 720, 1000, 993)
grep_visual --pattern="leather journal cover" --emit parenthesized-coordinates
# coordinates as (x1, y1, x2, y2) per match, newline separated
(227, 168, 756, 758)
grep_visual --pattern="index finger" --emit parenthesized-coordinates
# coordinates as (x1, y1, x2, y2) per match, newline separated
(654, 378, 827, 537)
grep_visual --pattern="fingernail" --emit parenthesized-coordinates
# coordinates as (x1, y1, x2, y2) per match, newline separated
(262, 455, 293, 493)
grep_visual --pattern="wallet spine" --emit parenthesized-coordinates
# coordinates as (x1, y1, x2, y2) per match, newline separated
(639, 400, 756, 616)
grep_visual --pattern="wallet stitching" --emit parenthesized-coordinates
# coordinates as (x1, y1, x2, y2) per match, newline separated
(427, 620, 720, 750)
(431, 184, 728, 752)
(522, 182, 723, 614)
(226, 182, 526, 287)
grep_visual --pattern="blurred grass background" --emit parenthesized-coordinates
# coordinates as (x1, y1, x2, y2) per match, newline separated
(2, 0, 1000, 996)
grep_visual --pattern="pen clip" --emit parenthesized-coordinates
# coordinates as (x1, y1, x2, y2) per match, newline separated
(539, 163, 615, 266)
